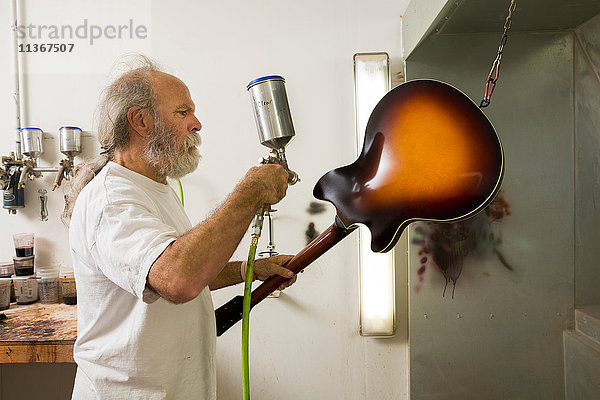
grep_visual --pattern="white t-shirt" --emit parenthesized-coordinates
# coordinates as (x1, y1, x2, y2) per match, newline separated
(69, 162, 216, 399)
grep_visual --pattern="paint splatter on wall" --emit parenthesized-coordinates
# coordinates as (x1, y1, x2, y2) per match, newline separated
(305, 202, 325, 244)
(305, 222, 319, 244)
(411, 192, 513, 297)
(306, 202, 326, 215)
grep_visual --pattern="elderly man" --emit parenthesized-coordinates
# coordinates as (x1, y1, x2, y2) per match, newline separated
(65, 58, 295, 399)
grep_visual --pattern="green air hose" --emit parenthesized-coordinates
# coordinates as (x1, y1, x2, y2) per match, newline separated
(177, 179, 184, 206)
(242, 235, 259, 400)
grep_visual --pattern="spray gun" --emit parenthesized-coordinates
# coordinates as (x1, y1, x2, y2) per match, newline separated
(241, 75, 298, 400)
(2, 126, 82, 216)
(1, 155, 24, 213)
(247, 75, 299, 239)
(14, 126, 81, 191)
(51, 127, 82, 190)
(1, 127, 43, 213)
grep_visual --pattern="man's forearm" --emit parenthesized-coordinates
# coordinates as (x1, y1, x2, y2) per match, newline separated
(147, 164, 288, 303)
(148, 181, 259, 302)
(209, 261, 244, 290)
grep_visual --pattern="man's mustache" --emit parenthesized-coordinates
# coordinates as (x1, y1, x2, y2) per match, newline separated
(185, 132, 201, 149)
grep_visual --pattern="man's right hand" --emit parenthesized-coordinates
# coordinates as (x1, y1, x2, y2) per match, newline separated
(240, 164, 289, 210)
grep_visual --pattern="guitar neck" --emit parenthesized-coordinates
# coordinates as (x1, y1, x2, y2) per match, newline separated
(215, 218, 355, 336)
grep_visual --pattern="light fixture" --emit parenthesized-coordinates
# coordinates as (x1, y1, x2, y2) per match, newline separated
(353, 53, 396, 337)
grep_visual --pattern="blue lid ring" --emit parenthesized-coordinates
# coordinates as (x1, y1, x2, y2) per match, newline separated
(247, 75, 285, 90)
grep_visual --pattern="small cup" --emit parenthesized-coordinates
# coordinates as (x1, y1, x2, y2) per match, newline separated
(38, 277, 60, 304)
(0, 262, 14, 278)
(37, 267, 60, 304)
(12, 275, 38, 305)
(0, 278, 11, 310)
(60, 271, 77, 305)
(13, 233, 34, 257)
(13, 256, 34, 276)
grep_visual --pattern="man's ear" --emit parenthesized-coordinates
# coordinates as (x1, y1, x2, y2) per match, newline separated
(127, 106, 153, 137)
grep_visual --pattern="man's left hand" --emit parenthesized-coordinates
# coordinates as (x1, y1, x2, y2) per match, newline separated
(253, 255, 297, 290)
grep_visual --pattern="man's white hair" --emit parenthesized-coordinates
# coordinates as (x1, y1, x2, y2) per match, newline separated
(62, 55, 160, 224)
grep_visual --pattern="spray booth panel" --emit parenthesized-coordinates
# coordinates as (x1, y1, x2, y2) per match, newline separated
(403, 1, 600, 398)
(574, 15, 600, 309)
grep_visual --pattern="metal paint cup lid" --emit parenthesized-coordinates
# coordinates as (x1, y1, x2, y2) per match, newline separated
(247, 75, 285, 90)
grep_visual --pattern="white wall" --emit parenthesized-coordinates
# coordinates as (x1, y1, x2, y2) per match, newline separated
(0, 1, 410, 398)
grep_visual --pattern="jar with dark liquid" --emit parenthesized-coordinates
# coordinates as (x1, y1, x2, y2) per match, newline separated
(13, 233, 34, 257)
(15, 246, 33, 257)
(13, 256, 34, 276)
(60, 271, 77, 305)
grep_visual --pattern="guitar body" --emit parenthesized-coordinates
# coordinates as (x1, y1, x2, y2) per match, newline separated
(313, 79, 504, 252)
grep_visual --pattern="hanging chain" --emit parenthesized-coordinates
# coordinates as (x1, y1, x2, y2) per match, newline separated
(480, 0, 517, 108)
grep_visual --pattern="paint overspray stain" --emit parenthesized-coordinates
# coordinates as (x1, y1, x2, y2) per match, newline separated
(306, 202, 326, 215)
(305, 202, 325, 244)
(305, 222, 320, 244)
(412, 192, 513, 297)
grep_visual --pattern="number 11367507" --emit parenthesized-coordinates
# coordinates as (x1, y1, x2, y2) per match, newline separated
(19, 43, 74, 52)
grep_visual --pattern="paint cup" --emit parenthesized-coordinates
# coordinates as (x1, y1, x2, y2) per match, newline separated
(20, 127, 43, 158)
(13, 255, 34, 276)
(13, 233, 34, 258)
(247, 75, 295, 149)
(60, 270, 77, 305)
(37, 266, 60, 304)
(12, 275, 38, 305)
(0, 278, 11, 310)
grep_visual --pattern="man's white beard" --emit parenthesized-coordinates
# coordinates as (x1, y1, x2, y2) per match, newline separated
(144, 115, 201, 179)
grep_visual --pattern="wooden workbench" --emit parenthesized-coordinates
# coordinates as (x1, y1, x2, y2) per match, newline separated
(0, 302, 77, 363)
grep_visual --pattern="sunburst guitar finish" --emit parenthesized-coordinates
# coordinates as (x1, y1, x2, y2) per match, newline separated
(314, 79, 504, 252)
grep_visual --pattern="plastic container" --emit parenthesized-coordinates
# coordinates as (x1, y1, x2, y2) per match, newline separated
(60, 270, 77, 305)
(0, 278, 11, 310)
(0, 263, 16, 303)
(12, 275, 38, 304)
(13, 233, 34, 257)
(37, 266, 60, 304)
(0, 262, 14, 278)
(13, 255, 34, 276)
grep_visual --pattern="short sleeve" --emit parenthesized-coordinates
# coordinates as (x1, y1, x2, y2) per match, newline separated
(90, 199, 178, 303)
